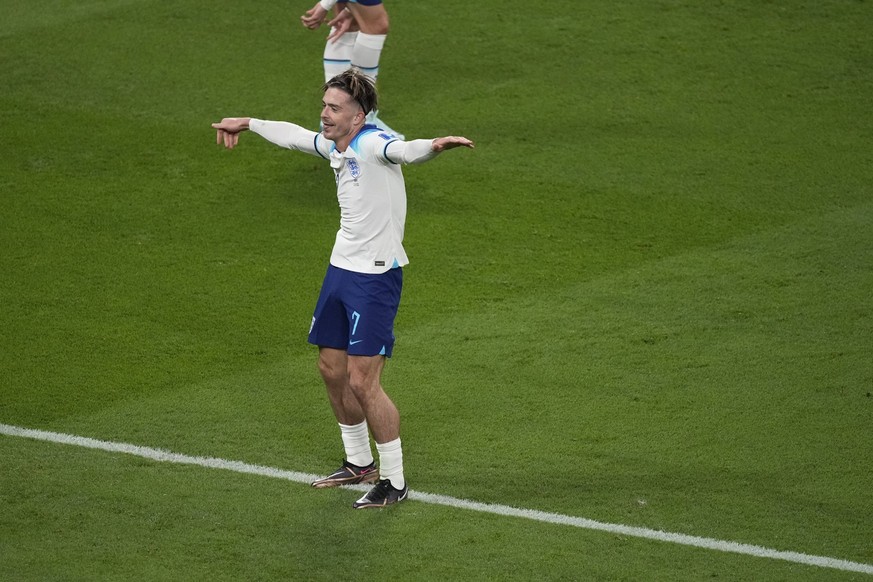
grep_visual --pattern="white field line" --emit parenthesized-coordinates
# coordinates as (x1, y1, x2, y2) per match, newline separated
(2, 422, 872, 576)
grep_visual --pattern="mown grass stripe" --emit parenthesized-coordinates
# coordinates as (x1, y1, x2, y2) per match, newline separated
(2, 422, 871, 576)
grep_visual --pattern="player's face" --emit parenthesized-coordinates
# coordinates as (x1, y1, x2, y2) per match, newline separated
(321, 87, 364, 146)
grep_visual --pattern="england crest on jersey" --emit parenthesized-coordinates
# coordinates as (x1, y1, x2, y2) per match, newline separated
(347, 158, 361, 180)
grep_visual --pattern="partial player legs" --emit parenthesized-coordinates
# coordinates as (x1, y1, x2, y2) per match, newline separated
(345, 3, 389, 36)
(317, 347, 365, 426)
(314, 349, 407, 504)
(347, 354, 398, 443)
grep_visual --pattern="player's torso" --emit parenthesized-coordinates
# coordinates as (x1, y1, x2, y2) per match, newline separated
(330, 134, 405, 235)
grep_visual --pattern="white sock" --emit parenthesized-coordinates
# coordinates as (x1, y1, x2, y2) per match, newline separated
(375, 437, 404, 489)
(323, 30, 357, 82)
(339, 421, 373, 467)
(351, 32, 386, 82)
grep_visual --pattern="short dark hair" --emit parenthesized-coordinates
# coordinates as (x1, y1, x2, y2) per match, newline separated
(323, 69, 378, 116)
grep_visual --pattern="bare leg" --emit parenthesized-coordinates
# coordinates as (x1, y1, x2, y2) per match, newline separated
(347, 354, 399, 444)
(317, 347, 365, 425)
(346, 3, 389, 35)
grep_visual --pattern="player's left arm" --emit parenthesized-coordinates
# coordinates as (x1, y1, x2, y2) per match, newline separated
(383, 136, 474, 164)
(431, 136, 475, 152)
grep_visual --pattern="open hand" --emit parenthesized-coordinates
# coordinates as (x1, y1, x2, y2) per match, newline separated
(431, 136, 475, 152)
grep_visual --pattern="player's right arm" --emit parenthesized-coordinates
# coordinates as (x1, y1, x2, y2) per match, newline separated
(212, 117, 331, 158)
(212, 117, 250, 149)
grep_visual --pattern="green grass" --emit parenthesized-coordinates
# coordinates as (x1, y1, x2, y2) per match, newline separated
(9, 438, 861, 582)
(2, 0, 872, 579)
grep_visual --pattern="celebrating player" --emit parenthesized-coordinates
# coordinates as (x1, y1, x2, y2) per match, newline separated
(212, 69, 473, 509)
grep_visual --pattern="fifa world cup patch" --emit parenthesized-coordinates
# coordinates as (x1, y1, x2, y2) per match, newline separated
(347, 158, 362, 180)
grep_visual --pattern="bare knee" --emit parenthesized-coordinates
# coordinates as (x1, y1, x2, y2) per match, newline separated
(346, 356, 386, 404)
(318, 349, 348, 384)
(369, 16, 389, 35)
(348, 371, 378, 404)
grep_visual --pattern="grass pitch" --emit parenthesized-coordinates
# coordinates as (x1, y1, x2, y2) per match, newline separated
(1, 0, 871, 579)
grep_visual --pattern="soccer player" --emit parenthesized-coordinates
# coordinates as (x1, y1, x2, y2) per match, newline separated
(300, 0, 402, 137)
(212, 70, 474, 509)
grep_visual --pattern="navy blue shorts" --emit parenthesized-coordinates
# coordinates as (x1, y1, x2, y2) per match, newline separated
(308, 265, 402, 357)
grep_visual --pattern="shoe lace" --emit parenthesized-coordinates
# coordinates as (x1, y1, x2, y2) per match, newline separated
(369, 479, 393, 500)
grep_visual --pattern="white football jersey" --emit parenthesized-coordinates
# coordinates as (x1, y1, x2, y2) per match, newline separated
(249, 119, 437, 274)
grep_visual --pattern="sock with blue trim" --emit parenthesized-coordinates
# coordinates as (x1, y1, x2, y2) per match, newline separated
(351, 32, 386, 82)
(323, 30, 357, 82)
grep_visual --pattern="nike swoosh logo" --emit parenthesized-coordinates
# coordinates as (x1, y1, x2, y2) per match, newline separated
(349, 340, 363, 345)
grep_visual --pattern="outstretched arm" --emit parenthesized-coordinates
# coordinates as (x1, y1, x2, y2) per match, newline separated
(212, 117, 251, 149)
(431, 136, 475, 152)
(213, 117, 329, 158)
(385, 135, 475, 164)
